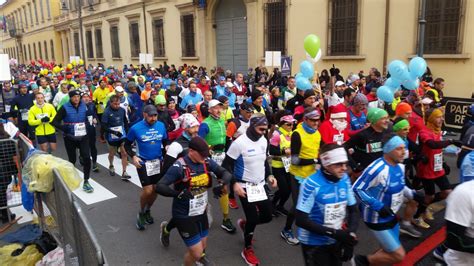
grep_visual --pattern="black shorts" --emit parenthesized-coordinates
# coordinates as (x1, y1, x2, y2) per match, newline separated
(174, 214, 209, 247)
(37, 134, 57, 144)
(421, 175, 451, 195)
(107, 139, 125, 148)
(136, 163, 161, 186)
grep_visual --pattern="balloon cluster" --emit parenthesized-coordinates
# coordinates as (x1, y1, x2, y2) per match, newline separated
(377, 57, 427, 103)
(295, 34, 323, 91)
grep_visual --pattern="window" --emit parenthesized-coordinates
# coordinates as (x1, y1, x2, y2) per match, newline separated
(73, 32, 80, 56)
(23, 7, 28, 28)
(28, 4, 33, 26)
(180, 14, 195, 57)
(110, 25, 121, 58)
(46, 0, 51, 19)
(328, 0, 358, 56)
(33, 43, 37, 59)
(95, 28, 104, 58)
(86, 30, 94, 58)
(44, 41, 48, 60)
(33, 0, 39, 24)
(39, 0, 44, 22)
(129, 22, 140, 57)
(50, 40, 54, 60)
(153, 18, 165, 57)
(423, 0, 463, 54)
(264, 0, 286, 54)
(38, 42, 42, 59)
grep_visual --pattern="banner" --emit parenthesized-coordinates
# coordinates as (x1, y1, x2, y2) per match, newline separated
(442, 97, 474, 132)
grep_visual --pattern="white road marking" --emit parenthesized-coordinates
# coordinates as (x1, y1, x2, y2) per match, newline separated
(96, 153, 142, 188)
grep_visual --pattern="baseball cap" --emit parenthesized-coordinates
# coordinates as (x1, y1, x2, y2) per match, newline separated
(421, 97, 433, 105)
(225, 81, 234, 88)
(208, 99, 223, 108)
(280, 115, 296, 124)
(335, 81, 345, 87)
(188, 137, 210, 158)
(217, 95, 228, 104)
(68, 90, 81, 98)
(115, 86, 124, 93)
(143, 105, 158, 116)
(219, 76, 226, 81)
(240, 102, 254, 112)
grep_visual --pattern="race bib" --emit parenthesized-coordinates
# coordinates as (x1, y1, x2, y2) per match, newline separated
(145, 159, 161, 176)
(236, 95, 245, 104)
(434, 153, 443, 172)
(189, 191, 208, 216)
(173, 119, 181, 130)
(87, 115, 93, 126)
(211, 152, 225, 166)
(110, 126, 123, 140)
(323, 202, 347, 229)
(333, 134, 344, 145)
(74, 123, 87, 137)
(36, 113, 48, 120)
(281, 156, 291, 173)
(21, 110, 29, 121)
(391, 191, 404, 213)
(5, 105, 11, 113)
(246, 182, 267, 203)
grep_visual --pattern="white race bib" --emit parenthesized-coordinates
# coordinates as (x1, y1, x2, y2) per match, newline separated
(173, 119, 181, 130)
(333, 134, 344, 145)
(5, 105, 11, 113)
(281, 156, 291, 173)
(74, 123, 87, 137)
(21, 110, 29, 121)
(110, 126, 123, 140)
(189, 191, 208, 216)
(246, 182, 267, 203)
(36, 113, 48, 120)
(211, 152, 225, 166)
(434, 153, 443, 172)
(391, 191, 404, 213)
(145, 159, 161, 176)
(323, 202, 347, 229)
(87, 115, 93, 126)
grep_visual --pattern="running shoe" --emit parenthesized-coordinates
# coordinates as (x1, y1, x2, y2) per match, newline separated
(82, 181, 94, 193)
(432, 245, 446, 262)
(275, 206, 289, 217)
(196, 253, 214, 266)
(160, 221, 170, 247)
(121, 172, 131, 181)
(352, 254, 369, 266)
(425, 207, 435, 221)
(413, 217, 430, 229)
(144, 210, 154, 224)
(241, 247, 259, 266)
(109, 165, 115, 176)
(221, 219, 236, 233)
(229, 198, 239, 209)
(92, 162, 99, 172)
(136, 212, 146, 231)
(280, 229, 300, 245)
(400, 223, 422, 238)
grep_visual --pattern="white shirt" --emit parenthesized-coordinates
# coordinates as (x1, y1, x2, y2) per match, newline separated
(226, 134, 267, 184)
(327, 92, 343, 107)
(445, 181, 474, 238)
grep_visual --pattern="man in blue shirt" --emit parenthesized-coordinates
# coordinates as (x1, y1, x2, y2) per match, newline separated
(296, 144, 359, 265)
(180, 82, 203, 110)
(125, 105, 168, 230)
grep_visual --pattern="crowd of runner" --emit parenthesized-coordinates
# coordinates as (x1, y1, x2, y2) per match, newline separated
(1, 61, 473, 265)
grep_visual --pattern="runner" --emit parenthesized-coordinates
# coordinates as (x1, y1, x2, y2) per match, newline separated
(156, 136, 232, 266)
(81, 92, 99, 172)
(124, 105, 168, 230)
(296, 144, 359, 265)
(318, 104, 349, 145)
(28, 93, 57, 152)
(10, 84, 35, 142)
(347, 93, 369, 136)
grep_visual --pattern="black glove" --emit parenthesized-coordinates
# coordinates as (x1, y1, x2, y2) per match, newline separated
(340, 244, 354, 262)
(112, 131, 123, 138)
(41, 116, 50, 122)
(330, 67, 337, 77)
(212, 184, 225, 199)
(450, 140, 463, 148)
(333, 230, 358, 246)
(378, 205, 395, 218)
(177, 190, 194, 200)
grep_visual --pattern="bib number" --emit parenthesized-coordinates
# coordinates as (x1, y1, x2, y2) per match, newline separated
(281, 156, 291, 173)
(21, 110, 29, 121)
(211, 152, 225, 166)
(5, 105, 11, 113)
(110, 126, 123, 140)
(333, 134, 344, 145)
(87, 115, 93, 126)
(189, 191, 208, 216)
(391, 191, 404, 213)
(246, 182, 267, 203)
(36, 113, 48, 120)
(323, 202, 347, 229)
(74, 123, 87, 137)
(145, 159, 161, 176)
(434, 153, 443, 172)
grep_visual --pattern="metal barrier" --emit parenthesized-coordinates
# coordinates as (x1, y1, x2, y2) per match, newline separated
(0, 138, 22, 221)
(17, 133, 106, 265)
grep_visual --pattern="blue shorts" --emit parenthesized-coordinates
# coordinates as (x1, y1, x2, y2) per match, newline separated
(369, 223, 401, 252)
(175, 214, 209, 247)
(37, 134, 57, 144)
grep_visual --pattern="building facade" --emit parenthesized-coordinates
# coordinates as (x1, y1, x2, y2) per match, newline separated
(1, 0, 473, 97)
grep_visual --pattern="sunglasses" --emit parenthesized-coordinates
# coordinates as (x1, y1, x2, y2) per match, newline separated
(283, 123, 293, 126)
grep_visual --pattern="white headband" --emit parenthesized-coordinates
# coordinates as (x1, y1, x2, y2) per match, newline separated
(319, 148, 348, 167)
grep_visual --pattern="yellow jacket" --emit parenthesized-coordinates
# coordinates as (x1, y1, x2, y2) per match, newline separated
(28, 103, 57, 136)
(289, 123, 321, 178)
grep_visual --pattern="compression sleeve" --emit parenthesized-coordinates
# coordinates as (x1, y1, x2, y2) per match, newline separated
(352, 168, 385, 211)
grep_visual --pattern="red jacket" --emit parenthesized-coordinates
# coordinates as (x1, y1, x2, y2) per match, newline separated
(318, 120, 349, 145)
(416, 129, 445, 179)
(197, 83, 210, 94)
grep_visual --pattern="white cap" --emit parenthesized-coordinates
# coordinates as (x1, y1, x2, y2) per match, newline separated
(349, 74, 360, 83)
(208, 99, 223, 108)
(225, 81, 234, 88)
(115, 86, 124, 92)
(335, 81, 345, 87)
(421, 97, 433, 104)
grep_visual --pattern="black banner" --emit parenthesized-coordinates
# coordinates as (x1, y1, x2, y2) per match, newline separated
(442, 97, 474, 132)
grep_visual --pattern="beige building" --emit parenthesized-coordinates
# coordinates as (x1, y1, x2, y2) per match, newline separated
(2, 0, 473, 97)
(1, 0, 63, 64)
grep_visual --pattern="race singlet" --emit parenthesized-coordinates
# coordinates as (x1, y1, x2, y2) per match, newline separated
(189, 191, 208, 216)
(145, 159, 161, 176)
(246, 182, 267, 203)
(434, 153, 443, 172)
(323, 202, 347, 229)
(391, 191, 404, 213)
(74, 123, 87, 137)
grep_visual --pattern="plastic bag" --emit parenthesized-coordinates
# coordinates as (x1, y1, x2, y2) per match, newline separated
(21, 182, 34, 211)
(35, 247, 64, 266)
(0, 244, 43, 266)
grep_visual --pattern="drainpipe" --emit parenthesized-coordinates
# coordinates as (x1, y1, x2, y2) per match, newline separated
(142, 1, 149, 67)
(417, 0, 426, 57)
(382, 0, 390, 75)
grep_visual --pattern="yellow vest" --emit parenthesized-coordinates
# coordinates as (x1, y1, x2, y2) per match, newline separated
(28, 103, 57, 136)
(289, 123, 321, 178)
(253, 106, 266, 115)
(271, 127, 292, 168)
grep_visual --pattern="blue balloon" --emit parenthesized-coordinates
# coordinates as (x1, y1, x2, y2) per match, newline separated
(384, 77, 401, 89)
(408, 57, 427, 78)
(296, 76, 312, 91)
(387, 60, 409, 82)
(299, 60, 314, 79)
(402, 79, 420, 90)
(377, 86, 394, 103)
(295, 72, 303, 80)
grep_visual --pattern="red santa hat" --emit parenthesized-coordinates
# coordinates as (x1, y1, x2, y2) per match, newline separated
(329, 104, 347, 119)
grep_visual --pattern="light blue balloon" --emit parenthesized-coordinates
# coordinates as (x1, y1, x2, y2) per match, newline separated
(295, 72, 303, 80)
(377, 85, 394, 103)
(408, 57, 427, 78)
(402, 78, 420, 90)
(299, 60, 314, 79)
(384, 77, 401, 89)
(409, 71, 419, 80)
(296, 76, 312, 91)
(387, 60, 409, 82)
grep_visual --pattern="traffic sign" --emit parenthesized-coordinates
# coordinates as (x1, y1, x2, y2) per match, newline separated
(443, 97, 474, 132)
(281, 56, 292, 77)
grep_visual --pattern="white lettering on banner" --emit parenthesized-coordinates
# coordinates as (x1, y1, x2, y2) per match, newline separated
(434, 153, 443, 172)
(74, 123, 87, 137)
(145, 159, 161, 176)
(246, 182, 268, 203)
(189, 191, 208, 216)
(323, 202, 347, 229)
(391, 191, 404, 213)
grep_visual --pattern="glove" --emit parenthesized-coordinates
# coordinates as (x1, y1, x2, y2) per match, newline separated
(333, 230, 358, 246)
(112, 131, 123, 138)
(443, 162, 451, 175)
(41, 116, 50, 122)
(450, 140, 463, 148)
(378, 205, 395, 218)
(340, 244, 354, 261)
(212, 184, 225, 199)
(330, 67, 337, 77)
(177, 190, 194, 200)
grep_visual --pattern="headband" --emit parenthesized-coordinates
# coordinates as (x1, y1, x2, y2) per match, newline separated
(320, 148, 348, 167)
(383, 136, 405, 154)
(392, 119, 410, 132)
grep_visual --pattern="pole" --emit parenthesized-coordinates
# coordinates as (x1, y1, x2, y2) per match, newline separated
(142, 2, 149, 68)
(78, 0, 86, 66)
(417, 0, 426, 57)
